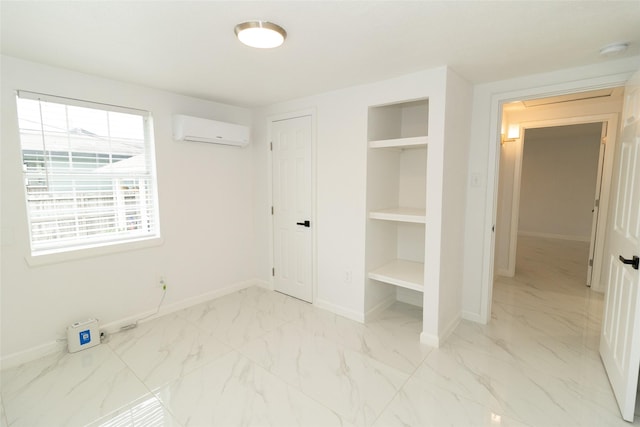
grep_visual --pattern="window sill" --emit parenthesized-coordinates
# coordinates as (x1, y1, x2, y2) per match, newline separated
(25, 236, 164, 267)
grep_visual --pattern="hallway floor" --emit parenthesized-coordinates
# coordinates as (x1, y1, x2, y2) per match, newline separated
(1, 236, 637, 426)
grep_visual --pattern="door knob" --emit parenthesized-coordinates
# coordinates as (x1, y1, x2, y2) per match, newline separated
(296, 220, 311, 228)
(618, 255, 639, 270)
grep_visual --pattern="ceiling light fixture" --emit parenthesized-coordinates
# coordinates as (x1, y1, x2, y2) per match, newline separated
(599, 42, 629, 57)
(234, 21, 286, 49)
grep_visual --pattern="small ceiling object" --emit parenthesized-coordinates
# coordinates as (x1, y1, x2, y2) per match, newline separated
(599, 42, 629, 57)
(234, 21, 286, 49)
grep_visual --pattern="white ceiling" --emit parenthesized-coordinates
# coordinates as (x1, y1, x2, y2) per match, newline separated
(2, 1, 640, 108)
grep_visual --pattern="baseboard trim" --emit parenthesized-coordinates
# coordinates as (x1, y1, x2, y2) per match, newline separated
(518, 231, 590, 242)
(419, 315, 461, 348)
(254, 280, 272, 291)
(495, 268, 514, 278)
(420, 331, 440, 347)
(461, 310, 484, 324)
(0, 340, 67, 371)
(396, 287, 423, 307)
(101, 279, 259, 333)
(314, 298, 365, 323)
(1, 278, 260, 370)
(440, 315, 461, 343)
(364, 294, 396, 322)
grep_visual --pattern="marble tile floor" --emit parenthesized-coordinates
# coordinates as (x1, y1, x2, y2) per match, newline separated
(1, 235, 638, 426)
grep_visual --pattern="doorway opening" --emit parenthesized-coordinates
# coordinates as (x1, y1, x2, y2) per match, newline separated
(493, 88, 623, 296)
(518, 124, 602, 283)
(480, 74, 639, 422)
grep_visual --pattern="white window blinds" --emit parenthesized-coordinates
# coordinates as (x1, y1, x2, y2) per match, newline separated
(16, 91, 160, 255)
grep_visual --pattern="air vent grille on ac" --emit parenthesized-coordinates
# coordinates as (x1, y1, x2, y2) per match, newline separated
(173, 114, 250, 147)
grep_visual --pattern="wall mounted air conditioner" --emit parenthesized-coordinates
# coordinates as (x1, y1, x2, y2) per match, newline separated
(173, 114, 250, 147)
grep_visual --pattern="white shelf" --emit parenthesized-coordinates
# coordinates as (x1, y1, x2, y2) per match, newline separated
(368, 136, 428, 150)
(368, 259, 424, 292)
(369, 207, 426, 223)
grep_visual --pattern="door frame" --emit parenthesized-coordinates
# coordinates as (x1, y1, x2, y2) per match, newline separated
(480, 73, 633, 323)
(267, 109, 317, 302)
(501, 114, 618, 291)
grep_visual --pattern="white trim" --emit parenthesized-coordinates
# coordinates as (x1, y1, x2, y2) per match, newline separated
(586, 124, 608, 287)
(420, 315, 460, 347)
(0, 341, 67, 371)
(442, 315, 461, 344)
(254, 279, 273, 291)
(17, 90, 149, 115)
(506, 129, 524, 277)
(420, 331, 439, 347)
(25, 236, 164, 267)
(0, 279, 258, 369)
(314, 298, 365, 323)
(396, 287, 423, 307)
(461, 310, 483, 324)
(101, 279, 258, 333)
(364, 294, 396, 321)
(495, 268, 512, 278)
(518, 230, 591, 242)
(481, 70, 634, 324)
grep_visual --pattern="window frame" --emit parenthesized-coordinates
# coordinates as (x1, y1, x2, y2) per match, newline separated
(16, 90, 162, 264)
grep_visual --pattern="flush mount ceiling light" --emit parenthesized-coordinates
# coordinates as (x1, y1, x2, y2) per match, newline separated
(599, 42, 629, 57)
(234, 21, 286, 49)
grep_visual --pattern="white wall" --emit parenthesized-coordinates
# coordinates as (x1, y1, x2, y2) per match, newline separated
(252, 68, 452, 322)
(252, 67, 472, 346)
(1, 56, 255, 364)
(437, 68, 472, 339)
(462, 55, 640, 323)
(519, 124, 601, 240)
(4, 52, 635, 361)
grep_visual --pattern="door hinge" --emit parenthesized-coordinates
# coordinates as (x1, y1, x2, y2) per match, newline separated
(270, 142, 273, 151)
(589, 259, 593, 267)
(272, 267, 275, 277)
(595, 199, 600, 208)
(271, 206, 274, 215)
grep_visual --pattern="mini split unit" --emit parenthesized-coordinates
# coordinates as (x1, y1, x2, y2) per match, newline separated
(173, 114, 250, 147)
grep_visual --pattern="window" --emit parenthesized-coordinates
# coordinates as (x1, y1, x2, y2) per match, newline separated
(16, 91, 160, 257)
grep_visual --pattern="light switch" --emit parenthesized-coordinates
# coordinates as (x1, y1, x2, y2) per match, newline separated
(470, 173, 482, 187)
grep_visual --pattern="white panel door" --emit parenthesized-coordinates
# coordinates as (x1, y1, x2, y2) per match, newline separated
(272, 115, 313, 302)
(587, 122, 607, 286)
(600, 69, 640, 422)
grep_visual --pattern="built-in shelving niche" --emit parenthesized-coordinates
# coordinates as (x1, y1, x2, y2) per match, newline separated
(365, 98, 428, 315)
